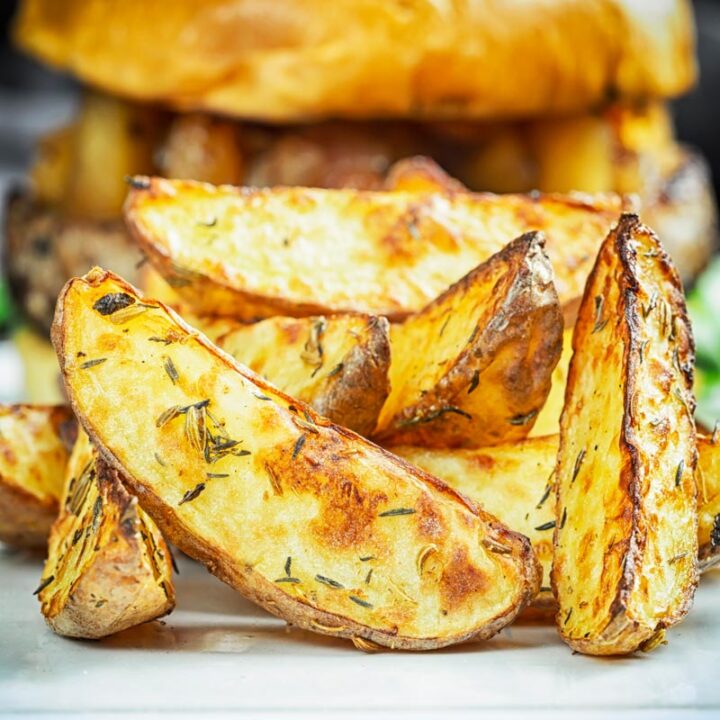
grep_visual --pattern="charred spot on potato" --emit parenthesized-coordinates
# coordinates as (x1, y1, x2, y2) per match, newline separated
(93, 292, 136, 316)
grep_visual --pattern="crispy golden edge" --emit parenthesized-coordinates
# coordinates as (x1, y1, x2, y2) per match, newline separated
(374, 232, 562, 448)
(123, 176, 625, 321)
(553, 213, 698, 655)
(52, 267, 541, 651)
(39, 437, 174, 639)
(215, 314, 391, 437)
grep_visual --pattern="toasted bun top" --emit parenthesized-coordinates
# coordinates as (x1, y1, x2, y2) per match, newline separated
(14, 0, 696, 122)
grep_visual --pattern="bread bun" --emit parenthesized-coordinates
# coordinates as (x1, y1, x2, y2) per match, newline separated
(14, 0, 696, 122)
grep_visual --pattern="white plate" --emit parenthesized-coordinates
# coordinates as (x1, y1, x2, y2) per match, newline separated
(2, 547, 719, 719)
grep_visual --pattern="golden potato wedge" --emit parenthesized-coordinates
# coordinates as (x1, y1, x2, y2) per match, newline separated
(214, 314, 390, 437)
(384, 156, 467, 194)
(37, 431, 174, 639)
(553, 214, 698, 656)
(394, 436, 558, 611)
(698, 434, 720, 572)
(396, 434, 720, 613)
(531, 327, 574, 438)
(374, 232, 562, 448)
(0, 404, 75, 549)
(124, 177, 623, 322)
(53, 268, 541, 651)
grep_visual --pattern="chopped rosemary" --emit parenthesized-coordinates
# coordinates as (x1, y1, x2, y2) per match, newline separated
(178, 482, 206, 505)
(592, 295, 608, 333)
(79, 358, 107, 370)
(365, 569, 373, 585)
(33, 575, 55, 595)
(292, 434, 307, 460)
(438, 314, 451, 338)
(292, 415, 319, 434)
(206, 473, 229, 479)
(349, 595, 373, 609)
(327, 363, 344, 378)
(535, 520, 556, 531)
(275, 577, 300, 584)
(153, 452, 166, 467)
(359, 555, 375, 562)
(564, 608, 573, 625)
(675, 459, 685, 487)
(536, 483, 553, 509)
(400, 406, 472, 427)
(508, 410, 538, 426)
(571, 449, 586, 484)
(467, 369, 480, 395)
(300, 318, 327, 374)
(559, 507, 567, 529)
(315, 574, 344, 589)
(379, 508, 416, 517)
(91, 496, 103, 531)
(93, 292, 135, 316)
(163, 356, 179, 384)
(285, 556, 292, 576)
(148, 336, 173, 345)
(253, 391, 272, 401)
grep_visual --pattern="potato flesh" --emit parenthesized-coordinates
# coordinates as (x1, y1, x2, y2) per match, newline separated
(397, 435, 720, 606)
(0, 405, 70, 501)
(54, 269, 540, 649)
(531, 327, 573, 438)
(375, 233, 562, 447)
(553, 216, 697, 654)
(39, 432, 174, 638)
(215, 314, 390, 435)
(125, 178, 623, 319)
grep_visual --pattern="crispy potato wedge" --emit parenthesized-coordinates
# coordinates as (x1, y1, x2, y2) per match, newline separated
(214, 314, 390, 437)
(396, 434, 720, 613)
(698, 434, 720, 572)
(374, 232, 562, 448)
(553, 214, 698, 656)
(384, 156, 467, 194)
(394, 437, 558, 611)
(53, 268, 541, 651)
(38, 431, 174, 639)
(0, 404, 74, 549)
(124, 177, 623, 322)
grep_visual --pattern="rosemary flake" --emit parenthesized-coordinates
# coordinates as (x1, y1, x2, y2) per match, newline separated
(571, 449, 586, 484)
(509, 410, 538, 426)
(179, 482, 206, 505)
(379, 508, 416, 517)
(535, 520, 556, 532)
(153, 452, 166, 467)
(315, 574, 344, 589)
(327, 363, 344, 378)
(93, 292, 135, 316)
(349, 595, 373, 609)
(253, 391, 273, 401)
(467, 369, 480, 395)
(33, 575, 54, 595)
(163, 356, 179, 384)
(675, 459, 685, 488)
(80, 358, 107, 370)
(292, 434, 307, 460)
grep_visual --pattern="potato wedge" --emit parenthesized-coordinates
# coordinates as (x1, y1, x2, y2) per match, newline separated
(124, 177, 623, 321)
(214, 314, 390, 437)
(38, 431, 175, 639)
(698, 434, 720, 572)
(384, 156, 466, 194)
(553, 214, 698, 656)
(374, 232, 562, 447)
(530, 327, 574, 438)
(0, 404, 75, 549)
(394, 437, 558, 611)
(396, 434, 720, 613)
(53, 268, 540, 651)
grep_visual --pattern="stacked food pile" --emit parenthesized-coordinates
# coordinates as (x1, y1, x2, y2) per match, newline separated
(1, 0, 718, 656)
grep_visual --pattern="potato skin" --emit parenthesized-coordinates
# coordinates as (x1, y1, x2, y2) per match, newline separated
(553, 214, 698, 656)
(39, 433, 175, 639)
(53, 268, 541, 651)
(124, 176, 624, 322)
(215, 314, 390, 436)
(0, 404, 74, 549)
(374, 232, 562, 448)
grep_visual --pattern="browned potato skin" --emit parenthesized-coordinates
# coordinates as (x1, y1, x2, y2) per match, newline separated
(396, 434, 720, 616)
(124, 176, 624, 322)
(53, 268, 541, 651)
(553, 214, 698, 656)
(214, 315, 391, 437)
(0, 404, 74, 549)
(374, 232, 562, 448)
(39, 433, 175, 639)
(5, 190, 144, 335)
